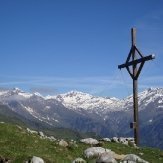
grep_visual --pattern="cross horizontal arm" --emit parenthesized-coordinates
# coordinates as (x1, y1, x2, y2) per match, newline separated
(118, 54, 155, 69)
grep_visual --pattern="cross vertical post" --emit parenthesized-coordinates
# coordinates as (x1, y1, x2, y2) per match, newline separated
(118, 28, 155, 146)
(131, 28, 139, 145)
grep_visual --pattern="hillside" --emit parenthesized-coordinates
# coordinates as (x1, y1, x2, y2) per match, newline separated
(0, 88, 163, 149)
(0, 122, 163, 162)
(0, 104, 96, 140)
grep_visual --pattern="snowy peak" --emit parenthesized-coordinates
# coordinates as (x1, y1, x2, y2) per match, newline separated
(57, 90, 94, 100)
(0, 88, 41, 99)
(0, 87, 24, 97)
(12, 88, 33, 98)
(62, 90, 89, 96)
(0, 87, 162, 112)
(120, 88, 163, 111)
(0, 87, 21, 95)
(51, 90, 120, 111)
(126, 88, 163, 102)
(32, 92, 44, 98)
(12, 87, 22, 92)
(138, 88, 163, 107)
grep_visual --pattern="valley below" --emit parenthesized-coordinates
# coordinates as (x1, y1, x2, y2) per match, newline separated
(0, 87, 163, 150)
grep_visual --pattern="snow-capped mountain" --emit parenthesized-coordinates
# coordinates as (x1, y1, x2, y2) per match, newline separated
(47, 88, 163, 114)
(47, 91, 121, 113)
(0, 87, 163, 149)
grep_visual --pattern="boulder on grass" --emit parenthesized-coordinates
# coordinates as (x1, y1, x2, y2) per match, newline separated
(47, 136, 56, 141)
(38, 131, 44, 138)
(59, 139, 68, 147)
(84, 147, 114, 159)
(80, 138, 99, 145)
(27, 128, 38, 134)
(96, 152, 117, 163)
(111, 137, 119, 143)
(121, 154, 149, 163)
(101, 138, 111, 142)
(30, 156, 44, 163)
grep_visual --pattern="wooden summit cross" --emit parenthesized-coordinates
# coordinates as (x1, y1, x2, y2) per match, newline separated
(118, 28, 155, 145)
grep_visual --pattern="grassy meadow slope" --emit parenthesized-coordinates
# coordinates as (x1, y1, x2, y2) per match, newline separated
(0, 122, 163, 163)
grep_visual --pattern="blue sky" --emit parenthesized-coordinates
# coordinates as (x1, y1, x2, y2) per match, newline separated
(0, 0, 163, 98)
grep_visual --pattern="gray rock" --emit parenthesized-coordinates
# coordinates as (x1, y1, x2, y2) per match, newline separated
(84, 147, 113, 159)
(0, 156, 11, 163)
(121, 161, 136, 163)
(128, 140, 137, 148)
(125, 138, 134, 142)
(38, 131, 44, 137)
(121, 154, 149, 163)
(30, 156, 44, 163)
(59, 139, 68, 147)
(72, 157, 86, 163)
(27, 128, 38, 134)
(114, 154, 126, 160)
(80, 138, 99, 145)
(68, 141, 78, 148)
(96, 152, 117, 163)
(47, 136, 56, 141)
(16, 125, 22, 130)
(101, 138, 111, 142)
(111, 137, 119, 143)
(118, 138, 128, 145)
(139, 153, 144, 156)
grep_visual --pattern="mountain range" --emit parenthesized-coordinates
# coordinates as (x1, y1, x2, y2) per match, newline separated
(0, 87, 162, 149)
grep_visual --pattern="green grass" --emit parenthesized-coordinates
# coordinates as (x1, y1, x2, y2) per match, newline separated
(0, 123, 162, 163)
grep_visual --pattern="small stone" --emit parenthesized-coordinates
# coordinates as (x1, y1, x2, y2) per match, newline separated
(38, 131, 44, 137)
(59, 139, 68, 147)
(16, 125, 22, 130)
(27, 128, 38, 134)
(47, 136, 56, 141)
(80, 138, 99, 145)
(72, 157, 86, 163)
(0, 156, 11, 163)
(111, 137, 119, 143)
(101, 138, 111, 142)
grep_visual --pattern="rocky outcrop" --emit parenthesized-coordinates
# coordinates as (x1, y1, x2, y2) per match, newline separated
(26, 128, 56, 141)
(111, 137, 136, 147)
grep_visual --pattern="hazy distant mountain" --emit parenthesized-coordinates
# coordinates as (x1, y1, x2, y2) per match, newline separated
(0, 87, 162, 149)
